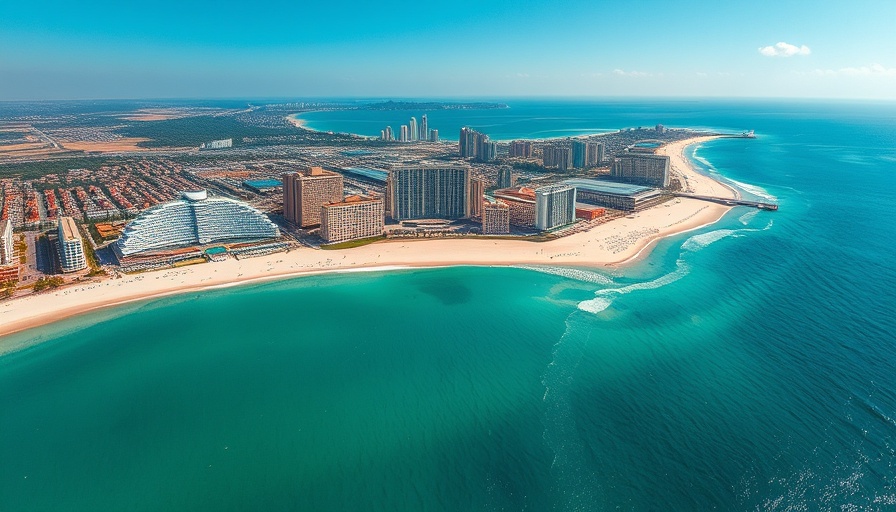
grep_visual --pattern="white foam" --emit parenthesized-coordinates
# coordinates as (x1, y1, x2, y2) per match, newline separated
(577, 296, 612, 313)
(517, 265, 613, 285)
(727, 178, 778, 202)
(739, 209, 760, 225)
(682, 229, 739, 252)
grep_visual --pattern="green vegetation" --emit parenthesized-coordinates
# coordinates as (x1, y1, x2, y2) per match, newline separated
(1, 280, 16, 299)
(0, 156, 126, 179)
(320, 236, 386, 250)
(117, 116, 297, 148)
(32, 276, 64, 292)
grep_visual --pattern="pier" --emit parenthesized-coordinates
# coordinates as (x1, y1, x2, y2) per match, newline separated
(672, 193, 778, 211)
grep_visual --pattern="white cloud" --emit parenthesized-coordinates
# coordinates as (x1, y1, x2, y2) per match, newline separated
(812, 63, 896, 77)
(612, 69, 651, 77)
(758, 42, 811, 57)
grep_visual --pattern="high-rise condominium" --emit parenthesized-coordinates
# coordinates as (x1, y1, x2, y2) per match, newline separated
(409, 117, 418, 141)
(387, 166, 470, 221)
(0, 219, 12, 266)
(534, 184, 577, 231)
(58, 216, 87, 272)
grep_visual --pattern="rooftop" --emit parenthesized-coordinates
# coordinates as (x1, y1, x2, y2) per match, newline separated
(342, 167, 389, 182)
(324, 195, 381, 207)
(562, 179, 654, 196)
(243, 178, 282, 189)
(182, 189, 208, 201)
(59, 216, 81, 242)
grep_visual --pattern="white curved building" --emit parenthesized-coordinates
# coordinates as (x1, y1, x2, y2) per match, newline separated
(115, 190, 280, 256)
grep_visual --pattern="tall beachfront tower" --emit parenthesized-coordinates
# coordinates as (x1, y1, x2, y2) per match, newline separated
(58, 216, 87, 272)
(387, 166, 471, 221)
(409, 117, 418, 141)
(534, 184, 577, 231)
(420, 114, 428, 141)
(611, 153, 671, 188)
(282, 167, 344, 227)
(0, 219, 12, 266)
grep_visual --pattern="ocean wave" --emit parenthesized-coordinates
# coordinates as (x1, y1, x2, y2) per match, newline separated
(576, 225, 760, 315)
(577, 258, 691, 314)
(739, 209, 760, 225)
(727, 178, 778, 202)
(682, 229, 739, 252)
(517, 265, 614, 285)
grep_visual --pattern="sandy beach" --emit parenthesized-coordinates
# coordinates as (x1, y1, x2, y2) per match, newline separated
(0, 136, 737, 343)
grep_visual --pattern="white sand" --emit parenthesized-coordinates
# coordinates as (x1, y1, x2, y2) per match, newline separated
(0, 136, 736, 341)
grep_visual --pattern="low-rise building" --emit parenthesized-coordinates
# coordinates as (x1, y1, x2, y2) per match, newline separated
(563, 179, 665, 211)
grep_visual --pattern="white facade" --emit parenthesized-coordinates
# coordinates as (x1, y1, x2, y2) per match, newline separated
(115, 190, 280, 256)
(534, 184, 577, 231)
(0, 219, 12, 266)
(409, 117, 418, 141)
(58, 216, 87, 272)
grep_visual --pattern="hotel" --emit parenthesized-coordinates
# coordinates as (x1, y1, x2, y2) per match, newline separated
(320, 195, 384, 243)
(282, 167, 344, 227)
(115, 189, 280, 257)
(481, 200, 510, 235)
(534, 184, 577, 231)
(493, 187, 537, 228)
(611, 153, 671, 188)
(58, 216, 87, 272)
(387, 166, 470, 221)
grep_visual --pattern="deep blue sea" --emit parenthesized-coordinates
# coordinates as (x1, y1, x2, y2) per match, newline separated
(2, 100, 896, 510)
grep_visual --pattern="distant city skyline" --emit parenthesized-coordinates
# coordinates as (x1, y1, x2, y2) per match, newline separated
(1, 0, 894, 101)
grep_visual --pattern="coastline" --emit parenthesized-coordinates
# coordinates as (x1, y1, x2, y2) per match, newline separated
(287, 111, 623, 142)
(0, 135, 738, 348)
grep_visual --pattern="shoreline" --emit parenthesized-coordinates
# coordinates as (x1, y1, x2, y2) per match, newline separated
(0, 135, 740, 349)
(287, 111, 629, 143)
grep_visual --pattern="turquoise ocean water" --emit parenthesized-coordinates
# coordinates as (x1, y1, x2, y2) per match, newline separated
(2, 100, 896, 510)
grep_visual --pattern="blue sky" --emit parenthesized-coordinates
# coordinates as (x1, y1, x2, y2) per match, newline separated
(1, 0, 894, 100)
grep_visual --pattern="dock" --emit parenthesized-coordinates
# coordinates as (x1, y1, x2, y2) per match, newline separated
(672, 193, 778, 211)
